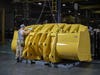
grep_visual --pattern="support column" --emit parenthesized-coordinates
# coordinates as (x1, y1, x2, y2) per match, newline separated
(57, 0, 61, 23)
(74, 3, 78, 23)
(85, 9, 89, 25)
(2, 8, 5, 45)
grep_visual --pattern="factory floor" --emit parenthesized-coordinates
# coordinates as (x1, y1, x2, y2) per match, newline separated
(0, 40, 100, 75)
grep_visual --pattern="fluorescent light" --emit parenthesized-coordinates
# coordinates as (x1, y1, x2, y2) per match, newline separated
(38, 2, 42, 5)
(62, 4, 66, 7)
(68, 10, 71, 13)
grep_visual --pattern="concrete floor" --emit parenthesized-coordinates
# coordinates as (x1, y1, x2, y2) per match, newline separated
(0, 41, 100, 75)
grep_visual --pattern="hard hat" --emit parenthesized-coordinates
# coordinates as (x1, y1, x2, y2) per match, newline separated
(20, 24, 25, 28)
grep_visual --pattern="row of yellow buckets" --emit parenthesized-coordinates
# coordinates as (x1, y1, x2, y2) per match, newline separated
(11, 23, 92, 63)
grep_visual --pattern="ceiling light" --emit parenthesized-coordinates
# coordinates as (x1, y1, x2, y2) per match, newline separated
(62, 4, 66, 7)
(68, 10, 71, 13)
(78, 13, 80, 15)
(38, 2, 42, 5)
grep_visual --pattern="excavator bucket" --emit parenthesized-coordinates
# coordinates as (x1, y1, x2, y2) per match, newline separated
(11, 23, 92, 63)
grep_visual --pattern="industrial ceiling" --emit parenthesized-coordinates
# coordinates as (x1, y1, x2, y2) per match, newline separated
(0, 0, 100, 13)
(11, 0, 100, 14)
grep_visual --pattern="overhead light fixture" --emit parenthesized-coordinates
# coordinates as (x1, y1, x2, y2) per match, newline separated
(62, 4, 66, 7)
(38, 2, 42, 5)
(74, 3, 78, 10)
(78, 13, 80, 15)
(68, 10, 71, 13)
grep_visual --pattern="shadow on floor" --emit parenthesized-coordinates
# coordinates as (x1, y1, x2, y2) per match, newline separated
(0, 41, 100, 75)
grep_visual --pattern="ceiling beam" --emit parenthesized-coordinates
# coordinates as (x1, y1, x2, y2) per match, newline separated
(92, 10, 100, 14)
(80, 4, 100, 9)
(61, 0, 86, 2)
(13, 0, 86, 3)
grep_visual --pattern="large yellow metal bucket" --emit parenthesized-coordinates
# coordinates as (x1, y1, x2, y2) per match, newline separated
(11, 23, 92, 63)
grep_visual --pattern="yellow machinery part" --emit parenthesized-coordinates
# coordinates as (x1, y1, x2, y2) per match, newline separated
(62, 25, 71, 33)
(43, 33, 51, 61)
(31, 33, 42, 59)
(49, 33, 61, 63)
(11, 30, 18, 53)
(38, 24, 54, 56)
(11, 23, 92, 63)
(22, 25, 43, 60)
(53, 25, 92, 63)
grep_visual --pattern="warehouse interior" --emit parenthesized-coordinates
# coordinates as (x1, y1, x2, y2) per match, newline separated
(0, 0, 100, 75)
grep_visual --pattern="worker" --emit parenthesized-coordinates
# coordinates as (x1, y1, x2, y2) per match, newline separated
(15, 24, 32, 62)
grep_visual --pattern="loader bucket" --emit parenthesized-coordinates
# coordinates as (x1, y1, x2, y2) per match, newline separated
(11, 23, 92, 63)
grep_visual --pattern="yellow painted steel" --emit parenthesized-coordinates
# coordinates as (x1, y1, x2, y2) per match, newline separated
(11, 23, 92, 63)
(11, 30, 18, 53)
